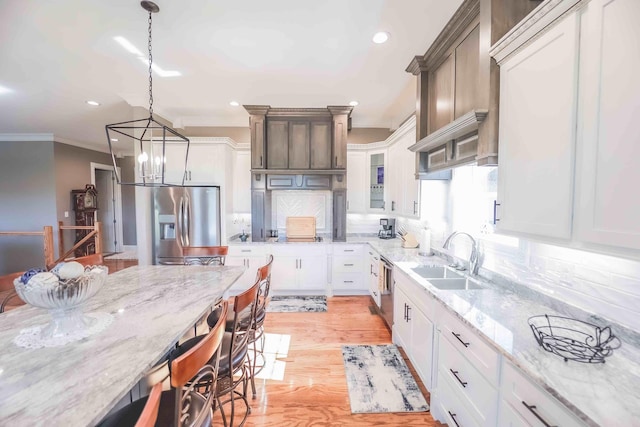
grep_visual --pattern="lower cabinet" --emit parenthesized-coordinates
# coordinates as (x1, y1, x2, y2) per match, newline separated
(269, 245, 328, 295)
(368, 249, 381, 306)
(393, 269, 435, 390)
(499, 362, 584, 427)
(226, 245, 268, 294)
(331, 244, 367, 295)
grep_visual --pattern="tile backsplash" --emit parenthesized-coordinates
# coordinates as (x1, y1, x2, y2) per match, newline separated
(272, 190, 332, 233)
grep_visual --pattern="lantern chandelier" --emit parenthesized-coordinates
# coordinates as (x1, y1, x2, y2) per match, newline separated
(106, 1, 189, 186)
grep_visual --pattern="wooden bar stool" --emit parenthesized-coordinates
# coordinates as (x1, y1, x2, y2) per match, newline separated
(97, 301, 229, 427)
(0, 271, 25, 313)
(204, 255, 273, 399)
(183, 246, 228, 266)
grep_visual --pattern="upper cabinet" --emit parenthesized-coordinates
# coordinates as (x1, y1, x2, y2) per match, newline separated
(406, 0, 542, 176)
(495, 11, 579, 239)
(491, 0, 640, 255)
(244, 105, 352, 174)
(574, 0, 640, 251)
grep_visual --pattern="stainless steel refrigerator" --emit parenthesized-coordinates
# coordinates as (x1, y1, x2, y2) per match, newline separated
(152, 186, 221, 265)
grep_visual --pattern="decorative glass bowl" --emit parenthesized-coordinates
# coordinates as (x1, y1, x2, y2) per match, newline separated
(14, 266, 108, 341)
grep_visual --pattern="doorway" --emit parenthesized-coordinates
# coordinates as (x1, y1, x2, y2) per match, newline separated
(91, 163, 123, 254)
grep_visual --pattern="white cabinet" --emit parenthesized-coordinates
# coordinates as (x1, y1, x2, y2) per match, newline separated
(380, 119, 420, 218)
(367, 248, 381, 306)
(331, 244, 367, 295)
(499, 362, 584, 427)
(233, 149, 251, 213)
(270, 245, 328, 295)
(392, 269, 435, 390)
(496, 12, 579, 240)
(226, 245, 268, 294)
(346, 151, 367, 213)
(575, 0, 640, 251)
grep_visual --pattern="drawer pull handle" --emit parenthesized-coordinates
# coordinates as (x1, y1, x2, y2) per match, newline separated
(449, 369, 467, 388)
(344, 249, 354, 252)
(241, 250, 251, 253)
(344, 280, 354, 283)
(447, 411, 461, 427)
(452, 332, 470, 348)
(522, 401, 557, 427)
(344, 263, 354, 266)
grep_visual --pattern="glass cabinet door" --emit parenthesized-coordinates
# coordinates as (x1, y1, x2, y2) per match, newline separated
(369, 152, 385, 210)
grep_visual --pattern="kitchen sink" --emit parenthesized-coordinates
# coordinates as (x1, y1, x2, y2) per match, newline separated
(411, 266, 464, 279)
(426, 278, 486, 291)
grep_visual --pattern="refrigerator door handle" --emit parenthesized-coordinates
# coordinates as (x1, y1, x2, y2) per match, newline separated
(184, 196, 191, 246)
(178, 197, 185, 247)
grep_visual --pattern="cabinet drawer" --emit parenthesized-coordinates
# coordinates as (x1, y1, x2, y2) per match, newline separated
(438, 306, 500, 385)
(333, 244, 363, 256)
(333, 256, 363, 273)
(435, 368, 481, 427)
(439, 331, 498, 426)
(394, 268, 434, 318)
(228, 245, 266, 257)
(501, 362, 583, 427)
(270, 245, 327, 257)
(332, 273, 365, 290)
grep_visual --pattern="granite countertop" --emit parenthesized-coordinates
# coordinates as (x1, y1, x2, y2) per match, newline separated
(0, 265, 245, 426)
(225, 235, 640, 424)
(390, 259, 640, 427)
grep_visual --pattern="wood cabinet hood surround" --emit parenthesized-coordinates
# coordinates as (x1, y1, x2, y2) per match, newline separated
(244, 105, 353, 175)
(406, 0, 542, 175)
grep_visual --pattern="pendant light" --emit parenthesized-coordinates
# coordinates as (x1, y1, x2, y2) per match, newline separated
(106, 1, 189, 186)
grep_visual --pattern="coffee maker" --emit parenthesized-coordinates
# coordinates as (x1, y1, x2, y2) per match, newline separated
(378, 218, 396, 239)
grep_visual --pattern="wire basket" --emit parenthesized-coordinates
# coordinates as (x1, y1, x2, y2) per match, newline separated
(528, 314, 621, 363)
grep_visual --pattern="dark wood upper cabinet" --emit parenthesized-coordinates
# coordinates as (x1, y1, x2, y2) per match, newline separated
(428, 54, 456, 132)
(406, 0, 543, 175)
(310, 122, 332, 169)
(288, 121, 310, 169)
(266, 121, 289, 169)
(245, 105, 352, 173)
(454, 25, 480, 119)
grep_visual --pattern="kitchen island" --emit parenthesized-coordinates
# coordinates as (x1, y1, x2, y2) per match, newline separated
(0, 264, 244, 426)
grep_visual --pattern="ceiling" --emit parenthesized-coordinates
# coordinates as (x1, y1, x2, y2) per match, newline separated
(0, 0, 462, 152)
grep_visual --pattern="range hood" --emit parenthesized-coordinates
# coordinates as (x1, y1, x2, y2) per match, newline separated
(408, 110, 487, 153)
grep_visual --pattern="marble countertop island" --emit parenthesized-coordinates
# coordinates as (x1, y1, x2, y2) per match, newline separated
(0, 265, 244, 426)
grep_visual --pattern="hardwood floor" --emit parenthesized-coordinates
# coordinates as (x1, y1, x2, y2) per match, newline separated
(215, 296, 445, 427)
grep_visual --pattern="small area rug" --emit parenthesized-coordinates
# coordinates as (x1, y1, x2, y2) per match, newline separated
(342, 344, 429, 414)
(266, 295, 327, 313)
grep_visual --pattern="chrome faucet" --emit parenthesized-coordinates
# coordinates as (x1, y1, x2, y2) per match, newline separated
(442, 231, 481, 275)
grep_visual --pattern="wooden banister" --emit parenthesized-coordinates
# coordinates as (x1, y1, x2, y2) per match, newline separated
(0, 226, 54, 269)
(51, 222, 102, 269)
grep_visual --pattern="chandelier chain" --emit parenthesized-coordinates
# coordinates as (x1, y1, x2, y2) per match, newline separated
(148, 11, 153, 117)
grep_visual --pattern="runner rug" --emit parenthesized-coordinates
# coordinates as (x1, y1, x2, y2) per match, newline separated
(342, 344, 429, 414)
(266, 295, 327, 313)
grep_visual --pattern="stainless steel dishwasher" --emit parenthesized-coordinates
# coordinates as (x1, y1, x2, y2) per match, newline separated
(379, 256, 394, 330)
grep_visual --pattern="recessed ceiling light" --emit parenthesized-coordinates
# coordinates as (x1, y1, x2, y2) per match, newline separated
(111, 138, 119, 142)
(230, 101, 240, 107)
(372, 32, 390, 44)
(86, 100, 100, 106)
(114, 36, 143, 56)
(0, 85, 13, 94)
(349, 101, 359, 106)
(137, 57, 181, 77)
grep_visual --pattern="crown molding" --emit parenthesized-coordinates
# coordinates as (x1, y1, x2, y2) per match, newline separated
(489, 0, 582, 64)
(347, 115, 417, 151)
